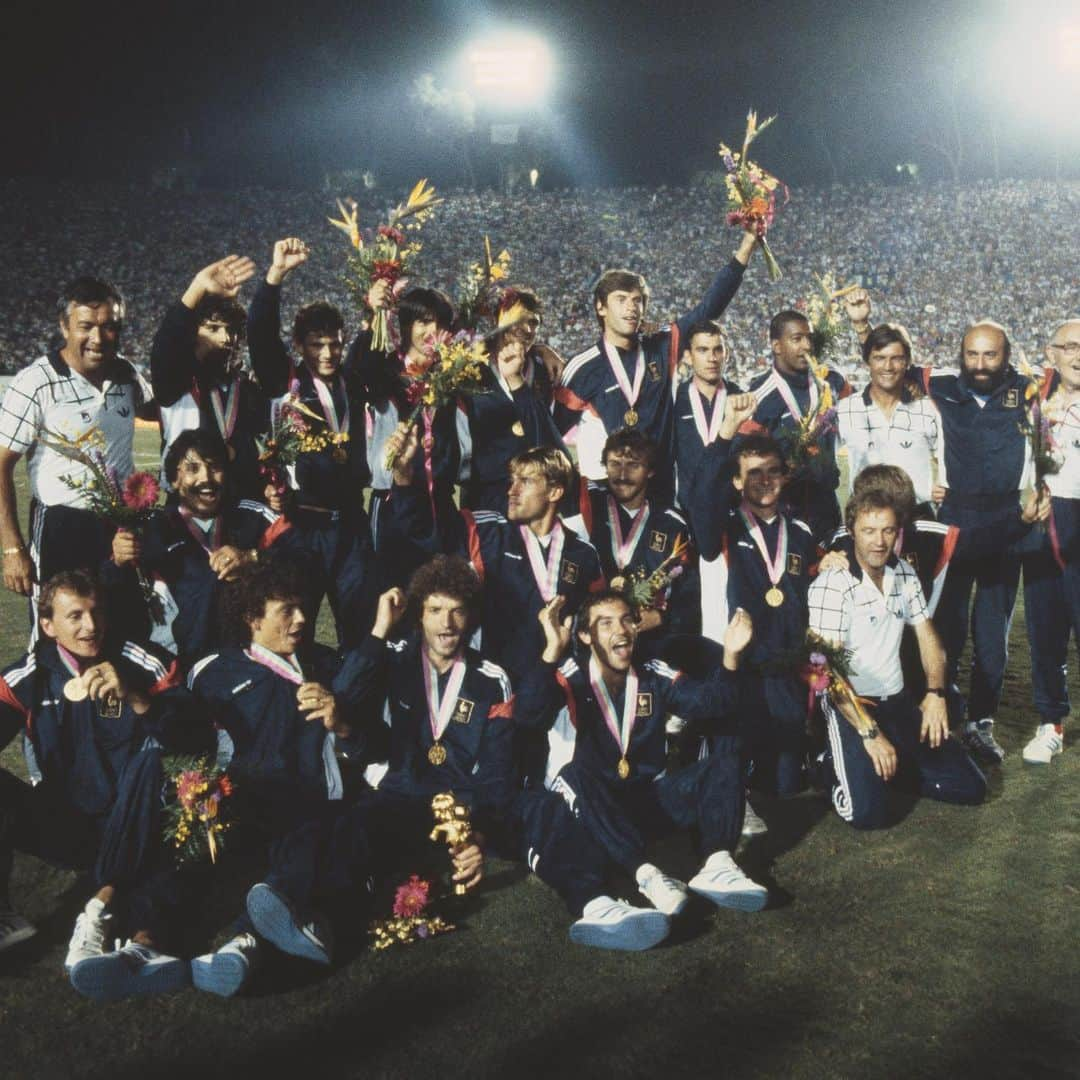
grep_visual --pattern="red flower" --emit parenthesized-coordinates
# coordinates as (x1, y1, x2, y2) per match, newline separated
(377, 225, 406, 245)
(404, 380, 427, 406)
(122, 471, 160, 511)
(217, 775, 233, 798)
(372, 260, 402, 284)
(392, 875, 431, 917)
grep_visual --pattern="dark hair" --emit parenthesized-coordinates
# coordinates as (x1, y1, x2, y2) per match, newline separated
(602, 428, 658, 471)
(593, 270, 650, 326)
(501, 287, 542, 317)
(733, 434, 786, 472)
(293, 301, 345, 342)
(844, 487, 901, 533)
(769, 309, 810, 342)
(683, 319, 726, 350)
(398, 287, 454, 350)
(57, 277, 125, 324)
(508, 446, 573, 492)
(851, 464, 915, 526)
(221, 557, 307, 643)
(960, 321, 1011, 366)
(194, 295, 246, 339)
(164, 429, 230, 485)
(578, 589, 638, 633)
(39, 570, 101, 622)
(406, 555, 482, 630)
(861, 322, 912, 365)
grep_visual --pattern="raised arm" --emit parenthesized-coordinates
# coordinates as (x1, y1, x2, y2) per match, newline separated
(674, 230, 756, 343)
(247, 239, 309, 397)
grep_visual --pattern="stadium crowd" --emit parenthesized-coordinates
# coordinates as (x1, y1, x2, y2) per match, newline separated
(0, 178, 1076, 1007)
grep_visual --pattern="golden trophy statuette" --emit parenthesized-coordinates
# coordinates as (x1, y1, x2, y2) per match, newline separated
(429, 792, 474, 896)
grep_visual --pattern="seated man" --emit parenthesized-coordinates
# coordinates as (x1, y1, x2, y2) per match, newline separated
(567, 428, 700, 661)
(186, 558, 374, 995)
(522, 591, 768, 939)
(104, 429, 298, 666)
(0, 571, 200, 999)
(808, 487, 987, 830)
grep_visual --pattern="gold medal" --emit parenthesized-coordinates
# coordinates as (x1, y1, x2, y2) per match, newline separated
(624, 408, 639, 427)
(428, 742, 447, 765)
(609, 576, 626, 592)
(765, 586, 785, 607)
(617, 756, 631, 779)
(63, 677, 87, 703)
(511, 421, 525, 437)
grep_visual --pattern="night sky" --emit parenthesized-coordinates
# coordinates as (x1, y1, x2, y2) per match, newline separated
(6, 0, 1078, 188)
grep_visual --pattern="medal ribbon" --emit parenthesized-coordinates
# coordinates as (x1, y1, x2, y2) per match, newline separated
(771, 368, 818, 423)
(421, 650, 467, 748)
(588, 655, 639, 761)
(689, 384, 727, 445)
(245, 642, 304, 685)
(178, 506, 223, 554)
(520, 521, 566, 602)
(737, 504, 789, 589)
(312, 375, 350, 435)
(56, 643, 85, 678)
(208, 378, 241, 443)
(602, 339, 645, 413)
(606, 495, 650, 571)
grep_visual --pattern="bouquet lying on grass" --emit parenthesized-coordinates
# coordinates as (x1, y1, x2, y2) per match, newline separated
(162, 755, 234, 866)
(258, 383, 350, 495)
(386, 331, 491, 468)
(772, 630, 875, 733)
(39, 428, 165, 623)
(718, 110, 788, 281)
(370, 875, 456, 951)
(610, 536, 691, 612)
(456, 236, 512, 332)
(332, 178, 443, 353)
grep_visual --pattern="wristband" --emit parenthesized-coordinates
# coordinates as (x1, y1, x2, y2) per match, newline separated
(925, 687, 945, 698)
(860, 724, 880, 741)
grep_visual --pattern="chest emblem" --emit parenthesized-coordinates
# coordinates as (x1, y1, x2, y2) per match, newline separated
(787, 553, 803, 576)
(647, 361, 661, 382)
(560, 560, 579, 585)
(1004, 389, 1019, 409)
(452, 698, 475, 725)
(648, 530, 668, 553)
(636, 692, 653, 717)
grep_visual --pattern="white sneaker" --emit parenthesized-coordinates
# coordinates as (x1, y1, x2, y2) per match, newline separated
(635, 863, 689, 916)
(64, 898, 112, 970)
(569, 895, 670, 951)
(69, 939, 189, 1001)
(1022, 723, 1064, 765)
(688, 851, 768, 912)
(191, 932, 259, 997)
(0, 911, 36, 953)
(741, 799, 768, 837)
(961, 719, 1005, 764)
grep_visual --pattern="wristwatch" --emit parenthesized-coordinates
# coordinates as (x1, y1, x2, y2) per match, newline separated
(925, 688, 945, 698)
(861, 725, 880, 741)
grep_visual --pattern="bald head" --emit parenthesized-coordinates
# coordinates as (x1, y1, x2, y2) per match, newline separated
(1048, 319, 1080, 391)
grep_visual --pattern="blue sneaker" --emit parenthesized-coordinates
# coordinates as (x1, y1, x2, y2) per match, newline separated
(246, 883, 333, 965)
(69, 940, 189, 1001)
(191, 932, 259, 997)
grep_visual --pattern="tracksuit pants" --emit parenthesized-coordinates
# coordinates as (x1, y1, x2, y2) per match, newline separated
(823, 691, 987, 831)
(550, 753, 745, 876)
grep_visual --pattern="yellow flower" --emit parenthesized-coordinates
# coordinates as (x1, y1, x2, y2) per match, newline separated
(328, 198, 362, 250)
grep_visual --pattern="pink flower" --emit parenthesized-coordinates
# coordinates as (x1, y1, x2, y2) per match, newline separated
(122, 471, 160, 511)
(392, 875, 431, 917)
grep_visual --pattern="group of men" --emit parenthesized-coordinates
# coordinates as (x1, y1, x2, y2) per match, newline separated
(0, 224, 1075, 1002)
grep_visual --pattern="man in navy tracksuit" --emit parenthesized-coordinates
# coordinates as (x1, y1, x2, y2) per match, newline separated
(929, 322, 1035, 762)
(0, 570, 203, 998)
(672, 319, 747, 511)
(554, 231, 758, 497)
(151, 254, 272, 501)
(744, 310, 852, 544)
(1019, 320, 1080, 765)
(185, 558, 376, 995)
(102, 429, 299, 666)
(567, 429, 699, 661)
(688, 432, 819, 800)
(518, 590, 768, 941)
(245, 238, 377, 648)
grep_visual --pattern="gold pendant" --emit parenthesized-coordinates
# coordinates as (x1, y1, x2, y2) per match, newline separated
(624, 408, 639, 427)
(63, 677, 87, 703)
(765, 586, 785, 607)
(617, 756, 631, 779)
(511, 421, 525, 437)
(428, 742, 447, 765)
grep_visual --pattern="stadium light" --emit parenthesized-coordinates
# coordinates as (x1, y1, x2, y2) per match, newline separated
(461, 33, 554, 107)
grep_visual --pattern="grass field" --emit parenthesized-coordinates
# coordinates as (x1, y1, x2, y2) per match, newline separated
(0, 430, 1078, 1080)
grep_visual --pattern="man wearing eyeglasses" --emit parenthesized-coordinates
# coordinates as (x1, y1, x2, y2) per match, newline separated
(1020, 319, 1080, 765)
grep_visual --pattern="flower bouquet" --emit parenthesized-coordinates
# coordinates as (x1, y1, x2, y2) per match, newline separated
(331, 179, 443, 353)
(773, 362, 838, 476)
(39, 428, 165, 623)
(258, 382, 350, 494)
(805, 273, 860, 363)
(161, 754, 233, 866)
(1019, 361, 1062, 494)
(369, 875, 456, 951)
(718, 110, 787, 281)
(610, 536, 690, 612)
(456, 236, 512, 332)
